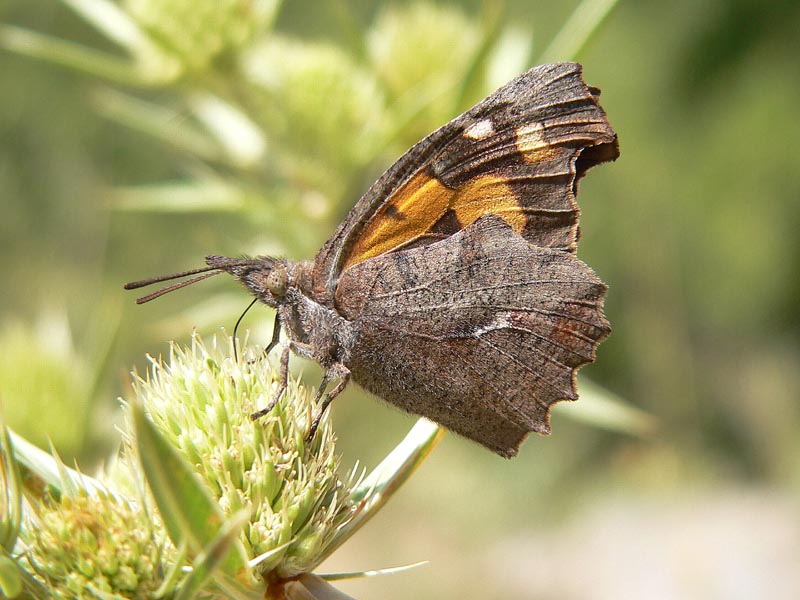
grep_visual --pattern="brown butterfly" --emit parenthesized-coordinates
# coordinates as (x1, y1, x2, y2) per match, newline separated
(125, 62, 618, 457)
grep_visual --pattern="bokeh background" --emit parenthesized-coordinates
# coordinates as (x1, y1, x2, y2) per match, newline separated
(1, 0, 799, 598)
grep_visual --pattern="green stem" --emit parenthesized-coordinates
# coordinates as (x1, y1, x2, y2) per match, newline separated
(539, 0, 621, 62)
(0, 25, 150, 87)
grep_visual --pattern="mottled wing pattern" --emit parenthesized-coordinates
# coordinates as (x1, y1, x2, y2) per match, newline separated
(312, 62, 618, 303)
(336, 216, 610, 457)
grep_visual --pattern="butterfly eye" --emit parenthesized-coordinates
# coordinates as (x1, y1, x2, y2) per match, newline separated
(266, 268, 288, 297)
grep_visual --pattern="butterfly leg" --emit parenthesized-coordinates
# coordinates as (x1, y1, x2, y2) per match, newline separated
(245, 313, 282, 367)
(306, 363, 351, 442)
(249, 342, 291, 420)
(264, 313, 282, 354)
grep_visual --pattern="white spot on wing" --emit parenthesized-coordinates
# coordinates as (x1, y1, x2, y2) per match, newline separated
(516, 122, 547, 152)
(475, 313, 513, 337)
(464, 119, 495, 140)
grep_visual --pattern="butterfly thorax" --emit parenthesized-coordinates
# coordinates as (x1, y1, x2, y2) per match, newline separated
(217, 255, 356, 368)
(277, 290, 357, 368)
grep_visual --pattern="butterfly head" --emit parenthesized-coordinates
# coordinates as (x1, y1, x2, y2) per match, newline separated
(124, 255, 295, 308)
(204, 255, 293, 308)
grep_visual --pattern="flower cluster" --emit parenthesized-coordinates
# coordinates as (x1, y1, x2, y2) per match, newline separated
(4, 333, 440, 598)
(131, 334, 356, 579)
(25, 486, 166, 599)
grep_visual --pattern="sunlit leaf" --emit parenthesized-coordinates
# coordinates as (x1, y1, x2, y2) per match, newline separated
(561, 378, 657, 436)
(187, 93, 267, 169)
(315, 419, 443, 568)
(7, 432, 106, 498)
(60, 0, 149, 52)
(174, 509, 252, 600)
(0, 553, 22, 599)
(320, 560, 428, 581)
(0, 414, 21, 552)
(109, 178, 245, 212)
(0, 24, 146, 85)
(93, 88, 224, 163)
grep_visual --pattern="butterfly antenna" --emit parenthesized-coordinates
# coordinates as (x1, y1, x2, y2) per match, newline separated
(124, 267, 224, 304)
(233, 298, 258, 362)
(124, 265, 222, 290)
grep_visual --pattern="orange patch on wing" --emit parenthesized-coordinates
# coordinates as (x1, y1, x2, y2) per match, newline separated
(345, 171, 452, 268)
(451, 175, 526, 235)
(344, 171, 527, 269)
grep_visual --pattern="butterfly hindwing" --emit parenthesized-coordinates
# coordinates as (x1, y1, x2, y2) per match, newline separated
(335, 216, 610, 457)
(311, 62, 618, 303)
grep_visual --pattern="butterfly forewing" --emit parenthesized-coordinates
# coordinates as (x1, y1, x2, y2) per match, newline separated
(312, 62, 617, 303)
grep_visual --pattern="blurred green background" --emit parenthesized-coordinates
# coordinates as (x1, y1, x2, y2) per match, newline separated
(1, 0, 799, 598)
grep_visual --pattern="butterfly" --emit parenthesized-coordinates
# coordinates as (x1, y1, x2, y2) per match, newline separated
(125, 62, 618, 458)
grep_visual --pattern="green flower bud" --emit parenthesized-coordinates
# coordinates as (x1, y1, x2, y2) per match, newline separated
(368, 2, 482, 143)
(369, 2, 479, 95)
(11, 331, 439, 597)
(242, 36, 386, 200)
(124, 0, 280, 80)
